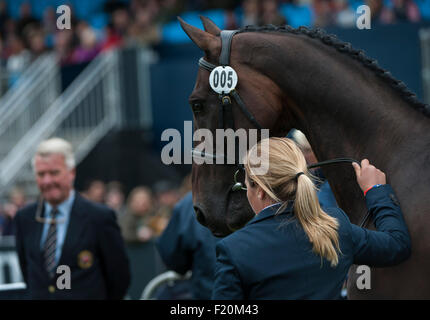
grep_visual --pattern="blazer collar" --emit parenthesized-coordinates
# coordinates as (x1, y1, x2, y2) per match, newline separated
(246, 201, 294, 225)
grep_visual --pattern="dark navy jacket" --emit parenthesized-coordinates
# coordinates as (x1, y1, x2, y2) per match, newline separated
(14, 193, 131, 299)
(212, 185, 411, 299)
(157, 192, 219, 300)
(318, 180, 338, 209)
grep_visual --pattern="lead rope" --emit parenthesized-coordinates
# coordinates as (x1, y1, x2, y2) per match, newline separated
(306, 158, 371, 228)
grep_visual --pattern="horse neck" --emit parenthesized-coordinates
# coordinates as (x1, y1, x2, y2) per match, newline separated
(244, 31, 430, 222)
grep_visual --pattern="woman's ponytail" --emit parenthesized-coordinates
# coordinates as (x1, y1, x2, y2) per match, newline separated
(294, 173, 340, 267)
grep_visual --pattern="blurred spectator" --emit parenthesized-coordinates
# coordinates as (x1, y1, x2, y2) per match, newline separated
(127, 0, 161, 46)
(0, 32, 3, 62)
(153, 180, 180, 221)
(241, 0, 261, 26)
(313, 0, 335, 27)
(332, 0, 356, 28)
(225, 8, 240, 29)
(102, 1, 130, 51)
(392, 0, 421, 22)
(154, 180, 180, 208)
(178, 173, 192, 198)
(0, 33, 3, 62)
(261, 0, 287, 26)
(0, 0, 9, 38)
(54, 29, 78, 65)
(2, 13, 15, 44)
(369, 0, 422, 25)
(2, 204, 17, 236)
(0, 34, 6, 95)
(158, 0, 186, 24)
(365, 0, 395, 24)
(72, 21, 101, 63)
(5, 33, 31, 85)
(16, 2, 40, 40)
(157, 192, 219, 300)
(10, 186, 27, 208)
(0, 204, 5, 235)
(149, 180, 180, 236)
(25, 26, 47, 59)
(0, 186, 27, 236)
(105, 181, 126, 216)
(83, 179, 106, 203)
(119, 186, 155, 242)
(42, 6, 57, 48)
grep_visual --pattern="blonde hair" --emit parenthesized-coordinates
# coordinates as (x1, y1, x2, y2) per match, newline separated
(244, 137, 341, 267)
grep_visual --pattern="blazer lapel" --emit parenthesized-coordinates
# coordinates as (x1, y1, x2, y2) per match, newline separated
(58, 193, 87, 266)
(32, 204, 46, 257)
(29, 203, 49, 278)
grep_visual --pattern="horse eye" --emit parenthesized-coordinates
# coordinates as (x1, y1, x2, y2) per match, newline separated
(191, 102, 203, 113)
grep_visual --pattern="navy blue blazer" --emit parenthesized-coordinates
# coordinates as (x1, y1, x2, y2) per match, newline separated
(157, 192, 219, 299)
(14, 193, 131, 299)
(212, 185, 411, 300)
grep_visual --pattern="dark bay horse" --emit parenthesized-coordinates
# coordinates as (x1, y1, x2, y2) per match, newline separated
(179, 17, 430, 299)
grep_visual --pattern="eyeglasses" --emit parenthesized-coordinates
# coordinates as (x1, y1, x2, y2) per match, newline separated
(34, 197, 66, 224)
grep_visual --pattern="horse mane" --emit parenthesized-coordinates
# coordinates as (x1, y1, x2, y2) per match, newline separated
(236, 25, 430, 118)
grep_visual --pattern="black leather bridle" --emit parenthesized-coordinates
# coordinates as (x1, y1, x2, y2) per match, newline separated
(191, 30, 263, 192)
(192, 30, 370, 228)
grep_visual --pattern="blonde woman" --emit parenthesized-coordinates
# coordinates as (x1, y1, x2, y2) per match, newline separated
(212, 137, 411, 299)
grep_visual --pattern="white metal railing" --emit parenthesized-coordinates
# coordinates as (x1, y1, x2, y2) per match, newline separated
(0, 53, 60, 159)
(419, 28, 430, 104)
(0, 50, 122, 197)
(0, 282, 26, 291)
(0, 236, 23, 284)
(141, 271, 192, 300)
(0, 251, 23, 284)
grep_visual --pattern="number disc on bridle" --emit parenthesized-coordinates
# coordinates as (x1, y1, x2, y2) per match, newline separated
(209, 66, 238, 94)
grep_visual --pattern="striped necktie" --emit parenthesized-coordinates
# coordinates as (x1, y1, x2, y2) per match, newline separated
(44, 208, 59, 278)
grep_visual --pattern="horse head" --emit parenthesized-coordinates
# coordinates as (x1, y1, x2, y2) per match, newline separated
(180, 17, 290, 236)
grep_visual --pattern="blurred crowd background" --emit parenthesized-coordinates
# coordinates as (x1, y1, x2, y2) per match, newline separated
(0, 173, 191, 242)
(1, 0, 429, 238)
(1, 0, 429, 86)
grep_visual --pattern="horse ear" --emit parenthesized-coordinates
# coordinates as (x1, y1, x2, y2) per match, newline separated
(200, 16, 221, 36)
(178, 17, 219, 54)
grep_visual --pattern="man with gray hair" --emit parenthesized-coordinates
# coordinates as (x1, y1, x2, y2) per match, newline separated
(14, 137, 130, 299)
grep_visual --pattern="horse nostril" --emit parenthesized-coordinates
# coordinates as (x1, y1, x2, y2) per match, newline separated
(193, 206, 207, 226)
